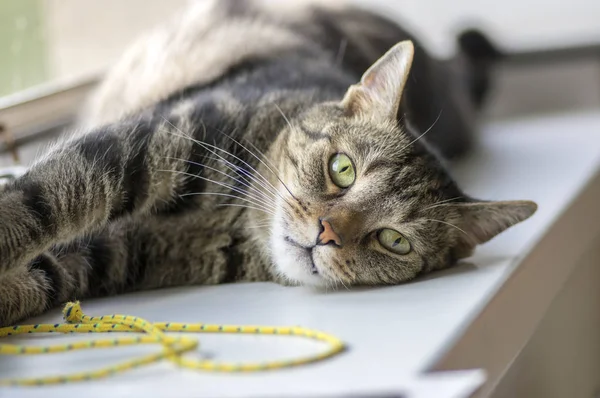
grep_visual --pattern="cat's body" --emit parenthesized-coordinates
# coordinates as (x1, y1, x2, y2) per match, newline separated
(0, 0, 534, 326)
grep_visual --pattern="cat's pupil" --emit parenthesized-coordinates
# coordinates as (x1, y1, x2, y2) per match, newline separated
(340, 166, 349, 173)
(392, 238, 401, 247)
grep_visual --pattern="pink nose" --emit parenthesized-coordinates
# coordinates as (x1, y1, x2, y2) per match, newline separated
(317, 219, 342, 247)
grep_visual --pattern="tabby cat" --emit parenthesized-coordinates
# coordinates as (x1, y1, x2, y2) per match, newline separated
(0, 0, 536, 326)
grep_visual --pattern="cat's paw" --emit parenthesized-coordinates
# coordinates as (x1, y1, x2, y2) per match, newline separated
(0, 265, 48, 327)
(0, 307, 15, 328)
(0, 283, 19, 327)
(0, 167, 45, 274)
(0, 307, 23, 328)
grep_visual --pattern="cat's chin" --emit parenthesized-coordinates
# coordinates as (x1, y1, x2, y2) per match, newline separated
(271, 237, 326, 287)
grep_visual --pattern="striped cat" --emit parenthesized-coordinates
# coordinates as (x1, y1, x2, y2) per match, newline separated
(0, 0, 536, 326)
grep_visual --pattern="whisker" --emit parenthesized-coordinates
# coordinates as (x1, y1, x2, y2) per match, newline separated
(172, 133, 286, 208)
(201, 156, 294, 220)
(273, 103, 294, 133)
(244, 216, 273, 229)
(214, 156, 281, 200)
(217, 203, 276, 216)
(400, 109, 443, 152)
(270, 103, 308, 201)
(246, 221, 272, 226)
(162, 120, 290, 206)
(171, 140, 296, 223)
(335, 274, 350, 291)
(179, 191, 277, 214)
(421, 196, 464, 211)
(200, 154, 291, 216)
(166, 156, 276, 205)
(242, 137, 283, 177)
(423, 218, 471, 239)
(157, 169, 276, 212)
(211, 124, 298, 202)
(161, 117, 281, 194)
(206, 155, 278, 204)
(244, 223, 273, 230)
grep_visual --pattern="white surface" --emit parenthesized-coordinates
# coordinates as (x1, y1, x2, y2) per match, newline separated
(1, 111, 600, 397)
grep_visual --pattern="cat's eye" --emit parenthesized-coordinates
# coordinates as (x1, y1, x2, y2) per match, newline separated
(377, 229, 411, 255)
(328, 153, 355, 188)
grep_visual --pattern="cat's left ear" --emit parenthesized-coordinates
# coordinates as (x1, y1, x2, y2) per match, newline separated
(342, 40, 414, 121)
(450, 200, 538, 258)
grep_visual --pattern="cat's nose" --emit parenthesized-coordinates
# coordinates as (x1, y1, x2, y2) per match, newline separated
(317, 218, 342, 247)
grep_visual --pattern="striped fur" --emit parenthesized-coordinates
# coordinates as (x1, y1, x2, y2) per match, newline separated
(0, 0, 535, 326)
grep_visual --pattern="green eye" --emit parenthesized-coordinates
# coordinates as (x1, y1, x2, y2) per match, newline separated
(377, 229, 411, 255)
(328, 153, 355, 188)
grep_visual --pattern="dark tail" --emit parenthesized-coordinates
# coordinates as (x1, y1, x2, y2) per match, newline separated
(457, 29, 503, 107)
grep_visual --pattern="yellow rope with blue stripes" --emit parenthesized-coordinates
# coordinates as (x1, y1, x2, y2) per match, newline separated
(0, 301, 345, 386)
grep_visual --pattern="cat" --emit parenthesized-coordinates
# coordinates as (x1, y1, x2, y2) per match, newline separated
(0, 0, 535, 327)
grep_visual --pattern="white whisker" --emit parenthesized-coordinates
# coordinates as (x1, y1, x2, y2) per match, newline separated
(201, 153, 286, 208)
(162, 117, 280, 193)
(423, 218, 471, 239)
(166, 156, 276, 205)
(273, 103, 294, 132)
(199, 155, 294, 220)
(158, 169, 276, 212)
(335, 274, 350, 291)
(162, 120, 289, 205)
(216, 203, 276, 216)
(400, 109, 443, 152)
(179, 191, 276, 214)
(421, 196, 464, 211)
(245, 223, 273, 230)
(212, 124, 298, 202)
(242, 137, 283, 177)
(160, 116, 300, 225)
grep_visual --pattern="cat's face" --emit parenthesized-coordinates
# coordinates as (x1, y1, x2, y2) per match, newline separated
(269, 41, 536, 287)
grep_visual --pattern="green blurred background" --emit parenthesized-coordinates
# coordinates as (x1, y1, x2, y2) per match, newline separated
(0, 0, 47, 96)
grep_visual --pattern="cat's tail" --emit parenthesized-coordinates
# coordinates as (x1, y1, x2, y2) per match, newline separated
(456, 29, 503, 108)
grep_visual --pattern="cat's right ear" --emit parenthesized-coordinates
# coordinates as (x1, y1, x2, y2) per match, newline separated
(341, 40, 414, 122)
(450, 200, 538, 258)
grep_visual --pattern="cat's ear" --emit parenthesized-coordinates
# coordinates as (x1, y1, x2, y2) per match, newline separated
(450, 200, 538, 257)
(341, 40, 414, 121)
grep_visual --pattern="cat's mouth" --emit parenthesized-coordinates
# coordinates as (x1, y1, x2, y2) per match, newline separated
(307, 248, 318, 274)
(284, 236, 319, 275)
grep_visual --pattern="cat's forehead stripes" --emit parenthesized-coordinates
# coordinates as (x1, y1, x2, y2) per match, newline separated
(297, 124, 331, 142)
(360, 159, 396, 178)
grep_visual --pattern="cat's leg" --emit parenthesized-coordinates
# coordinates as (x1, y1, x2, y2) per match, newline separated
(0, 214, 269, 326)
(0, 116, 203, 274)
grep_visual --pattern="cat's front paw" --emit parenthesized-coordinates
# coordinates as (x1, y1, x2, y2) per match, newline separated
(0, 194, 29, 274)
(0, 264, 49, 327)
(0, 303, 26, 328)
(0, 277, 22, 327)
(0, 169, 48, 274)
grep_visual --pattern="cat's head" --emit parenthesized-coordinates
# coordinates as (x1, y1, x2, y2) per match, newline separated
(269, 41, 536, 287)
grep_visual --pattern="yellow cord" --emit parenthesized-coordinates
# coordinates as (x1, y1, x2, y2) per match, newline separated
(0, 301, 345, 386)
